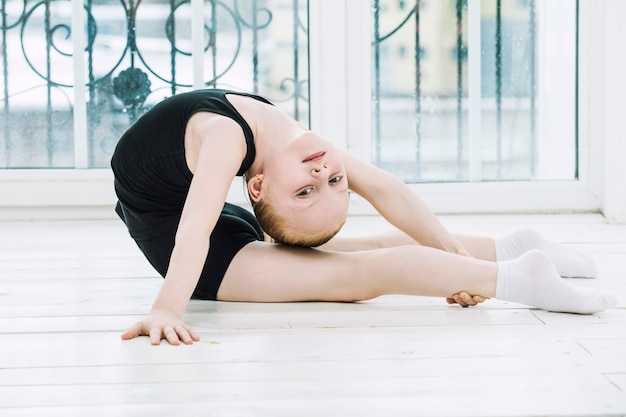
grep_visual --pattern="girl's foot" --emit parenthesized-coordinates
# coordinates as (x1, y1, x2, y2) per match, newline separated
(495, 250, 616, 314)
(495, 228, 598, 278)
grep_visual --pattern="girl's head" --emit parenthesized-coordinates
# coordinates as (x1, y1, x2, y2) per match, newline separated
(246, 133, 350, 247)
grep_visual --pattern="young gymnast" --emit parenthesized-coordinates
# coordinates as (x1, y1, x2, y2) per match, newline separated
(111, 89, 617, 346)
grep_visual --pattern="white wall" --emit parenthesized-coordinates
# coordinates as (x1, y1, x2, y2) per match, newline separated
(581, 0, 626, 223)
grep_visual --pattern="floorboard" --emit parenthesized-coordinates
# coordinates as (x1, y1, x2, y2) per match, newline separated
(1, 214, 625, 416)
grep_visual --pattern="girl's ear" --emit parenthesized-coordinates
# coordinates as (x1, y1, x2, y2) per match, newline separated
(247, 174, 264, 202)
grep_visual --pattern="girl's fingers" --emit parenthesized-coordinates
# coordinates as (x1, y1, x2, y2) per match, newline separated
(163, 327, 181, 345)
(121, 314, 198, 346)
(447, 292, 487, 307)
(458, 292, 475, 306)
(453, 293, 469, 307)
(175, 325, 193, 345)
(121, 322, 144, 340)
(149, 327, 163, 346)
(186, 325, 201, 342)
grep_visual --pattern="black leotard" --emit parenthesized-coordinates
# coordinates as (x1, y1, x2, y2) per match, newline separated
(111, 89, 269, 300)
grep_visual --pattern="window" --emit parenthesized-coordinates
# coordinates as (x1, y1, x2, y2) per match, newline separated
(0, 0, 308, 169)
(371, 0, 577, 183)
(2, 0, 625, 220)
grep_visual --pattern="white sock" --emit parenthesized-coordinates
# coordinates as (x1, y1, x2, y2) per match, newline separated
(495, 250, 616, 314)
(494, 228, 598, 278)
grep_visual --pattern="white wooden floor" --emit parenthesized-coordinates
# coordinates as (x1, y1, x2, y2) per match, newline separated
(1, 213, 625, 417)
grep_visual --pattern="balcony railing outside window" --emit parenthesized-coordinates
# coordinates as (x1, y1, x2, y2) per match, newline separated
(372, 0, 577, 183)
(0, 0, 309, 169)
(1, 0, 578, 187)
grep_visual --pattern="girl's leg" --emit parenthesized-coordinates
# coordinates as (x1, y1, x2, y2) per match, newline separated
(452, 234, 496, 260)
(217, 242, 614, 314)
(219, 242, 496, 302)
(491, 228, 597, 278)
(328, 229, 597, 278)
(320, 230, 496, 259)
(454, 230, 598, 278)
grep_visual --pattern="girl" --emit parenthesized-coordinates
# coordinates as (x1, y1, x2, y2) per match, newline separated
(111, 89, 616, 346)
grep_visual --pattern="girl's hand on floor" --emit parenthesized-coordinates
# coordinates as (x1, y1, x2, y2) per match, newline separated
(121, 307, 200, 346)
(446, 291, 488, 307)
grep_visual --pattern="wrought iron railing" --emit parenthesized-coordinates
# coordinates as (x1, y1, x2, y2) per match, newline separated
(1, 0, 577, 182)
(0, 0, 308, 168)
(372, 0, 544, 182)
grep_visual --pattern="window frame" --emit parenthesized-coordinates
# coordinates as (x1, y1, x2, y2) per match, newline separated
(1, 0, 624, 222)
(309, 0, 624, 220)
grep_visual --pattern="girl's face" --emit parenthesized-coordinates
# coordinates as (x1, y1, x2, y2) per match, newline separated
(256, 132, 350, 237)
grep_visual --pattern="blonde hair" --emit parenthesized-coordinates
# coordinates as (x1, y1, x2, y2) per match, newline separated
(245, 174, 343, 247)
(251, 197, 344, 247)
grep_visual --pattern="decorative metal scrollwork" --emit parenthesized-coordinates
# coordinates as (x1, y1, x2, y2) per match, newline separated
(112, 67, 151, 123)
(1, 0, 309, 168)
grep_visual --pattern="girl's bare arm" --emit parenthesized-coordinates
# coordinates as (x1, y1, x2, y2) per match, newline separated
(121, 117, 247, 345)
(342, 152, 468, 255)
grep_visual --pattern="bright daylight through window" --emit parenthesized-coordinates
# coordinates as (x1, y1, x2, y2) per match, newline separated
(1, 0, 577, 187)
(371, 0, 577, 183)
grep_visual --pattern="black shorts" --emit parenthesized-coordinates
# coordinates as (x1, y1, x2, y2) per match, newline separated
(122, 203, 264, 300)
